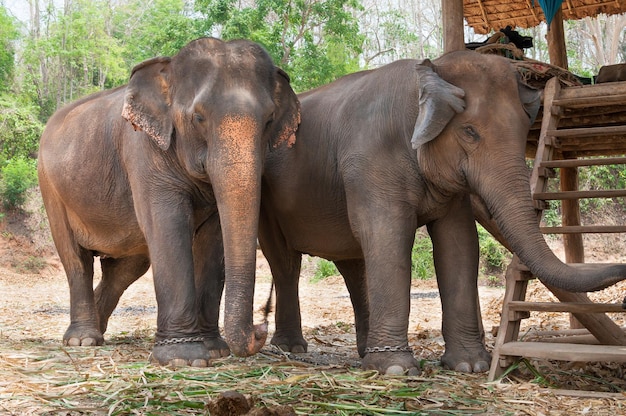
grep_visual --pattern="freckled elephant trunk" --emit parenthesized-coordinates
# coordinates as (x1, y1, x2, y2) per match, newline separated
(210, 115, 268, 357)
(479, 158, 626, 293)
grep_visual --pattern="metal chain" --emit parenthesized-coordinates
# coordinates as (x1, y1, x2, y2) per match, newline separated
(364, 345, 413, 354)
(154, 336, 205, 346)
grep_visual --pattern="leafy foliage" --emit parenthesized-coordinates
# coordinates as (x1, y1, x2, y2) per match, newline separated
(0, 95, 44, 161)
(411, 230, 435, 280)
(1, 157, 38, 210)
(0, 6, 19, 93)
(312, 258, 339, 282)
(194, 0, 364, 91)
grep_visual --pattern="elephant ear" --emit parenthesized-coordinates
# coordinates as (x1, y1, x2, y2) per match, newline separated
(121, 57, 173, 151)
(411, 60, 466, 150)
(517, 73, 541, 126)
(269, 67, 301, 148)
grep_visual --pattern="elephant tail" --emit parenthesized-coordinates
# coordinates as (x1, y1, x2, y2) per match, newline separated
(262, 280, 274, 324)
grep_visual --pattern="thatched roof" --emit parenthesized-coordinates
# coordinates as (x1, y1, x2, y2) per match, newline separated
(464, 0, 626, 34)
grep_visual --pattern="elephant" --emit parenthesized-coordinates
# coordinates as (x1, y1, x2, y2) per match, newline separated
(258, 50, 626, 375)
(37, 37, 300, 366)
(596, 63, 626, 83)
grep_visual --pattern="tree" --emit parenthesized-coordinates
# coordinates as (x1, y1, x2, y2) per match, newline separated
(21, 0, 127, 118)
(195, 0, 364, 91)
(113, 0, 203, 66)
(0, 4, 20, 93)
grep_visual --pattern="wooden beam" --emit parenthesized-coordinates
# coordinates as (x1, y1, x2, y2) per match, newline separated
(498, 342, 626, 362)
(540, 157, 626, 168)
(442, 0, 465, 52)
(546, 7, 568, 69)
(524, 0, 541, 25)
(476, 0, 491, 30)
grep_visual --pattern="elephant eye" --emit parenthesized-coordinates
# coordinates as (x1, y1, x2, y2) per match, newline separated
(463, 125, 481, 142)
(264, 112, 275, 130)
(192, 112, 205, 123)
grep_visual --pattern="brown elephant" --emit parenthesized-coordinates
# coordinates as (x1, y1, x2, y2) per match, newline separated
(37, 37, 300, 366)
(258, 51, 626, 375)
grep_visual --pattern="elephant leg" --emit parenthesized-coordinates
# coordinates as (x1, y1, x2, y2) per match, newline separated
(44, 200, 103, 347)
(94, 255, 151, 334)
(334, 259, 369, 357)
(193, 213, 230, 358)
(427, 193, 491, 373)
(258, 208, 306, 353)
(62, 248, 102, 346)
(139, 202, 212, 367)
(351, 204, 418, 375)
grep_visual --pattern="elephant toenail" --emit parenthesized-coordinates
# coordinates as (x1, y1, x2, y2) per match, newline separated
(385, 365, 405, 375)
(455, 362, 472, 373)
(291, 345, 306, 353)
(191, 359, 209, 367)
(81, 338, 97, 346)
(67, 338, 81, 346)
(169, 358, 188, 367)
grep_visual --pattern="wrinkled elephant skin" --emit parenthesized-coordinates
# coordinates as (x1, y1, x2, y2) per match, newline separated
(38, 37, 300, 366)
(259, 51, 626, 375)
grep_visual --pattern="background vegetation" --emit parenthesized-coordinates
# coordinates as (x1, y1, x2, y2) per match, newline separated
(1, 0, 625, 281)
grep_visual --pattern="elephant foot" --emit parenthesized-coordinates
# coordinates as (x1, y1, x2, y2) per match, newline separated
(270, 331, 308, 353)
(441, 346, 491, 373)
(151, 337, 213, 367)
(361, 347, 420, 376)
(203, 335, 231, 358)
(63, 324, 105, 347)
(227, 323, 268, 357)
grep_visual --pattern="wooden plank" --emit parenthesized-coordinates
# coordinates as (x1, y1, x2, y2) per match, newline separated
(498, 341, 626, 362)
(552, 94, 626, 108)
(508, 301, 626, 313)
(547, 285, 626, 345)
(558, 81, 626, 101)
(533, 189, 626, 200)
(540, 157, 626, 168)
(547, 125, 626, 138)
(541, 225, 626, 234)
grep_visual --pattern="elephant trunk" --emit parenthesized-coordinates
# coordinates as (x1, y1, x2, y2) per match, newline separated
(210, 114, 267, 357)
(478, 159, 626, 292)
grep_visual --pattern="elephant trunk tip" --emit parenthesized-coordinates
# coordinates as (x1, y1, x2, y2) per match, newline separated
(536, 263, 626, 293)
(226, 323, 268, 357)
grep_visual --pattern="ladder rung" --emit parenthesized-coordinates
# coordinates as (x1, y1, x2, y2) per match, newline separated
(539, 157, 626, 168)
(552, 94, 626, 109)
(508, 301, 626, 314)
(533, 189, 626, 200)
(498, 341, 626, 362)
(547, 125, 626, 138)
(540, 225, 626, 234)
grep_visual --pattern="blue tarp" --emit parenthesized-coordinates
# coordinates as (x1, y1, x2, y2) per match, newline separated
(538, 0, 565, 26)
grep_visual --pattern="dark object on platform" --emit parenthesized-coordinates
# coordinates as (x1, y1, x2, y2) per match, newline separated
(466, 26, 533, 51)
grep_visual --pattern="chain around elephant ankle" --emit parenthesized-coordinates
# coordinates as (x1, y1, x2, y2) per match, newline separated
(154, 336, 205, 346)
(364, 345, 413, 354)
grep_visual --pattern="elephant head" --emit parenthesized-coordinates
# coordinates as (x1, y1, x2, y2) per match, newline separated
(412, 51, 625, 292)
(121, 38, 300, 356)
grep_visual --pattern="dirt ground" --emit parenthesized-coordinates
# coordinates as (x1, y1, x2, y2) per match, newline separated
(0, 202, 625, 414)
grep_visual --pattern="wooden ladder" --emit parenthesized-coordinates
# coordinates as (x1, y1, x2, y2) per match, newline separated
(488, 77, 626, 381)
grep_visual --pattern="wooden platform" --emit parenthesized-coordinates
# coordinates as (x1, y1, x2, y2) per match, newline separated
(488, 77, 626, 381)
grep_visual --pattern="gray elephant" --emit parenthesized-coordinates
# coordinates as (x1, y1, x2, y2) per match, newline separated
(37, 37, 300, 366)
(596, 63, 626, 83)
(258, 51, 626, 375)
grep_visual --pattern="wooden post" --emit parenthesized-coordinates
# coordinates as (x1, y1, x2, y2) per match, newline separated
(546, 8, 568, 69)
(561, 159, 586, 329)
(442, 0, 465, 53)
(546, 6, 585, 329)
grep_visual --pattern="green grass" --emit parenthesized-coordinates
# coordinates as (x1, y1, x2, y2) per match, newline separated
(312, 226, 509, 283)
